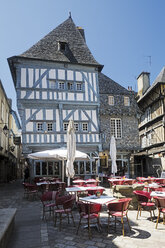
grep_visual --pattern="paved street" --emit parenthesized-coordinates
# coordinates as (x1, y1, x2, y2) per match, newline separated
(0, 180, 164, 248)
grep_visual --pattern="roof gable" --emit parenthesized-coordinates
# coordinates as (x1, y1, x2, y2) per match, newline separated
(19, 17, 102, 68)
(98, 72, 129, 94)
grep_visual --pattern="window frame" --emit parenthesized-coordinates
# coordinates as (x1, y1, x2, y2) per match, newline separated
(47, 122, 53, 132)
(108, 96, 114, 105)
(37, 122, 43, 132)
(76, 83, 82, 91)
(82, 122, 88, 132)
(124, 96, 130, 106)
(110, 118, 122, 139)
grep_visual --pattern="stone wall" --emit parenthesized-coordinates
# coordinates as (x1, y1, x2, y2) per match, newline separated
(113, 184, 144, 210)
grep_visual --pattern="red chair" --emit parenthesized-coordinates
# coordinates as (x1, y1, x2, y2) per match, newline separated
(133, 190, 155, 221)
(154, 197, 165, 229)
(54, 196, 76, 231)
(107, 198, 132, 236)
(77, 202, 102, 238)
(40, 191, 59, 220)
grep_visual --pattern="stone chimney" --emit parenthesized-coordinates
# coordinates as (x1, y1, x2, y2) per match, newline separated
(77, 26, 86, 42)
(137, 72, 150, 97)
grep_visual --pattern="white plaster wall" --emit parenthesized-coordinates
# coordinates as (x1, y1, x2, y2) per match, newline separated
(28, 69, 33, 87)
(21, 68, 26, 87)
(46, 109, 53, 120)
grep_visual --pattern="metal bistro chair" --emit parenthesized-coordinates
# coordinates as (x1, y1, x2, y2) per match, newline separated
(40, 191, 58, 220)
(77, 201, 102, 239)
(107, 198, 132, 236)
(54, 196, 76, 231)
(154, 196, 165, 229)
(133, 190, 155, 221)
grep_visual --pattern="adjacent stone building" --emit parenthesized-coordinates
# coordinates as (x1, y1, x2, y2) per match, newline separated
(99, 73, 140, 177)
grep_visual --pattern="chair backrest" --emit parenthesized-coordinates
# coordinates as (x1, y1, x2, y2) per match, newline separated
(56, 194, 72, 206)
(63, 198, 75, 210)
(41, 191, 59, 202)
(133, 190, 151, 202)
(108, 198, 131, 212)
(77, 202, 101, 215)
(154, 196, 165, 208)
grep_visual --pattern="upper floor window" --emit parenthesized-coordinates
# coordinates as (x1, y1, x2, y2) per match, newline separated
(68, 82, 73, 90)
(37, 123, 43, 131)
(110, 118, 122, 139)
(82, 122, 88, 132)
(146, 108, 151, 122)
(49, 80, 56, 89)
(47, 123, 53, 132)
(59, 81, 65, 90)
(76, 83, 82, 91)
(108, 96, 114, 105)
(63, 122, 69, 131)
(74, 123, 79, 131)
(1, 101, 4, 121)
(124, 96, 130, 106)
(58, 41, 67, 51)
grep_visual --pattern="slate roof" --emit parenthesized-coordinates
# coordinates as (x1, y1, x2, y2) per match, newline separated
(98, 72, 130, 95)
(138, 66, 165, 102)
(19, 17, 103, 70)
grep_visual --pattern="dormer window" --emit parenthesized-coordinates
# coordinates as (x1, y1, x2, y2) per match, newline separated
(58, 41, 67, 51)
(124, 96, 130, 106)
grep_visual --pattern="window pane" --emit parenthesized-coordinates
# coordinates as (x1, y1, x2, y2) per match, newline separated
(37, 123, 43, 131)
(124, 96, 130, 106)
(80, 161, 84, 174)
(48, 162, 53, 175)
(49, 80, 56, 89)
(108, 96, 114, 105)
(63, 122, 68, 131)
(92, 161, 96, 174)
(76, 83, 82, 91)
(42, 162, 47, 175)
(35, 162, 41, 175)
(59, 81, 65, 90)
(74, 123, 79, 131)
(110, 119, 115, 137)
(68, 82, 73, 90)
(47, 123, 53, 132)
(74, 161, 79, 175)
(82, 123, 88, 131)
(54, 162, 60, 175)
(86, 161, 91, 174)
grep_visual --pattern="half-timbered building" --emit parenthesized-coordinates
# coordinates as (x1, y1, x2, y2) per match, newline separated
(8, 17, 103, 179)
(134, 68, 165, 177)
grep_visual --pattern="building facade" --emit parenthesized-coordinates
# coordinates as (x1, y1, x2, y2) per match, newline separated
(99, 73, 140, 178)
(8, 17, 103, 179)
(135, 68, 165, 177)
(0, 80, 21, 182)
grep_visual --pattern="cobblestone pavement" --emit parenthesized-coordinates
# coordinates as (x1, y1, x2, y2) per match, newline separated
(0, 180, 164, 248)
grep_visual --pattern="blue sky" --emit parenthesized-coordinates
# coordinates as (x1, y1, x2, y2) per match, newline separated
(1, 0, 165, 113)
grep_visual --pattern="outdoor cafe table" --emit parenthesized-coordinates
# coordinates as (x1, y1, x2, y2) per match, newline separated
(66, 186, 105, 200)
(150, 191, 165, 198)
(79, 195, 116, 205)
(108, 178, 135, 185)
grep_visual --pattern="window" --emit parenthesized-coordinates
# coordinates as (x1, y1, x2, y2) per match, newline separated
(74, 123, 79, 131)
(108, 96, 114, 105)
(82, 122, 88, 131)
(59, 81, 65, 90)
(63, 122, 69, 131)
(76, 83, 82, 91)
(1, 101, 4, 121)
(37, 123, 43, 131)
(110, 118, 122, 139)
(146, 108, 151, 122)
(58, 41, 67, 51)
(68, 82, 73, 90)
(124, 96, 130, 106)
(47, 123, 53, 132)
(49, 80, 56, 89)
